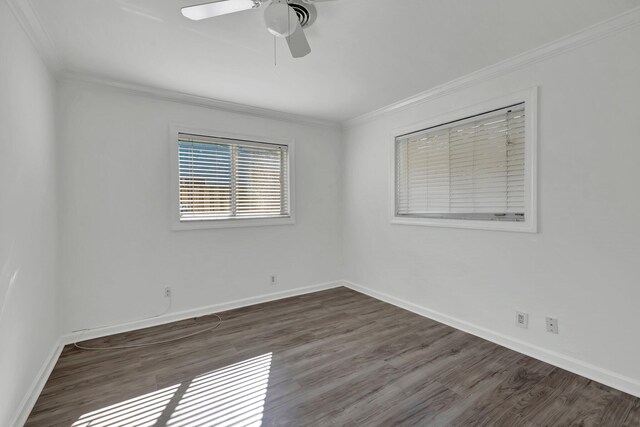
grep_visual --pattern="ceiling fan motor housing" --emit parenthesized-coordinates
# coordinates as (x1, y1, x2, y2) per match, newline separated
(264, 0, 317, 37)
(264, 1, 299, 37)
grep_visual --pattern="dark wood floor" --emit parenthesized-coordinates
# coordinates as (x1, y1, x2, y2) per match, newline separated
(26, 287, 640, 426)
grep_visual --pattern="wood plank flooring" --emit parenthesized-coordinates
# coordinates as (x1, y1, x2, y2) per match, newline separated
(26, 287, 640, 426)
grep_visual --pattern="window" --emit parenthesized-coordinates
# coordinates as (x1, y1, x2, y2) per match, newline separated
(392, 89, 536, 232)
(171, 128, 294, 229)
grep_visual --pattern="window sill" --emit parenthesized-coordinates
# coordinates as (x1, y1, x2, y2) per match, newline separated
(172, 216, 295, 231)
(391, 216, 537, 233)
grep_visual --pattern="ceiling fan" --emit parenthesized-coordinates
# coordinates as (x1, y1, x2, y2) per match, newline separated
(182, 0, 334, 58)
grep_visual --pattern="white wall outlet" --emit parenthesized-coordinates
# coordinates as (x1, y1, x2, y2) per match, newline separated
(516, 311, 528, 329)
(164, 286, 172, 298)
(546, 317, 559, 334)
(270, 275, 277, 286)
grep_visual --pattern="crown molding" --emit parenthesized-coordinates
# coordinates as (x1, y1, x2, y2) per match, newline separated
(5, 0, 62, 74)
(8, 0, 640, 129)
(345, 6, 640, 128)
(60, 71, 341, 130)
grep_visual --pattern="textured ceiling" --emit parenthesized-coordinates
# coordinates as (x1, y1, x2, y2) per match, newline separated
(30, 0, 640, 121)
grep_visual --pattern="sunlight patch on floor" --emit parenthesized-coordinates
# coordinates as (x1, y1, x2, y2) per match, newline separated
(71, 385, 180, 427)
(72, 353, 273, 427)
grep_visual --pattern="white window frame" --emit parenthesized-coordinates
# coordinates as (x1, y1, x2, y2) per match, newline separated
(169, 124, 296, 230)
(389, 87, 538, 233)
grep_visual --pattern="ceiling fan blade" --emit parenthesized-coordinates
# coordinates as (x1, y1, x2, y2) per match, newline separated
(181, 0, 260, 21)
(285, 21, 311, 58)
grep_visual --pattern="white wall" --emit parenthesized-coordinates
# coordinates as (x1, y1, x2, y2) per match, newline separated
(0, 2, 59, 426)
(57, 81, 343, 333)
(5, 6, 640, 422)
(343, 25, 640, 392)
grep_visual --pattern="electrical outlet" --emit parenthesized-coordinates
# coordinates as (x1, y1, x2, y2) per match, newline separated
(270, 275, 277, 286)
(164, 286, 172, 298)
(546, 317, 559, 334)
(516, 311, 528, 329)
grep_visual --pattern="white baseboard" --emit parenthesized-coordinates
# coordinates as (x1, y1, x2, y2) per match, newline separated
(12, 280, 342, 427)
(61, 280, 344, 345)
(18, 279, 637, 427)
(10, 338, 64, 427)
(343, 280, 640, 399)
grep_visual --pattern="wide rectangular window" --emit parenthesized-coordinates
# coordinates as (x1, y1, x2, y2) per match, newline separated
(177, 132, 290, 223)
(393, 93, 536, 233)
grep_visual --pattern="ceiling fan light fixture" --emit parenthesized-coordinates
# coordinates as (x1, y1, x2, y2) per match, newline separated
(181, 0, 320, 58)
(264, 1, 298, 37)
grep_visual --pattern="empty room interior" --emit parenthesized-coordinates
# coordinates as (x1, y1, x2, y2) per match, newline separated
(2, 0, 640, 425)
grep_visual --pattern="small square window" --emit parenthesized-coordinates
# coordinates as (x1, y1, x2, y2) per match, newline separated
(170, 127, 295, 230)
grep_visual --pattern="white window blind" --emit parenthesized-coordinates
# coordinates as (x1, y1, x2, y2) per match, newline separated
(395, 103, 525, 221)
(178, 133, 289, 221)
